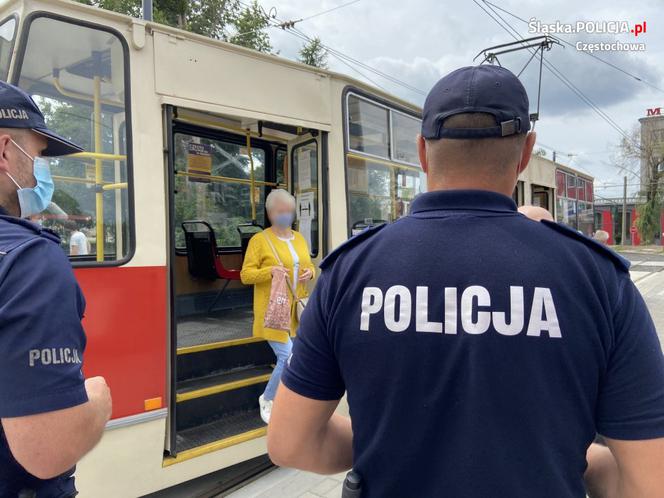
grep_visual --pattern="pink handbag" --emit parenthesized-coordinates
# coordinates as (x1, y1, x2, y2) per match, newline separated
(263, 261, 292, 331)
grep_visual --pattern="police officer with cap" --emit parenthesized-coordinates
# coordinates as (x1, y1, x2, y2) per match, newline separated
(0, 81, 112, 497)
(268, 65, 664, 497)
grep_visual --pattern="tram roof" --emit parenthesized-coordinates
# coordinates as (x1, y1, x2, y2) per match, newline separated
(9, 0, 422, 116)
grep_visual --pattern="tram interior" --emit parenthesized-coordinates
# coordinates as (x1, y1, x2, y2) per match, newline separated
(169, 108, 320, 456)
(171, 108, 319, 347)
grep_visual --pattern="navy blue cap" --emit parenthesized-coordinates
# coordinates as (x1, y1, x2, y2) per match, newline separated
(0, 81, 83, 156)
(421, 65, 530, 140)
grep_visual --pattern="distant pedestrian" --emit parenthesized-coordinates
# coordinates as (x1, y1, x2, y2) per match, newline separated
(593, 230, 610, 245)
(67, 220, 90, 256)
(518, 204, 554, 222)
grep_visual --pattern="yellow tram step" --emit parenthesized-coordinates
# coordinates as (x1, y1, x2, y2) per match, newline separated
(176, 371, 272, 403)
(177, 336, 265, 356)
(163, 427, 267, 467)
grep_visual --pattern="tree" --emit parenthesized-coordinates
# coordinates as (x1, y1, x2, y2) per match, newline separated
(75, 0, 273, 51)
(229, 0, 272, 53)
(298, 37, 328, 69)
(533, 147, 547, 158)
(615, 127, 664, 244)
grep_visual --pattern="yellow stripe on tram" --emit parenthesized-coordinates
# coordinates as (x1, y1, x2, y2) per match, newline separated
(162, 427, 267, 467)
(176, 336, 265, 356)
(176, 373, 272, 403)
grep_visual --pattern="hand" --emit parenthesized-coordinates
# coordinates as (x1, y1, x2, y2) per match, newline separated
(85, 376, 112, 423)
(271, 265, 288, 278)
(299, 269, 313, 282)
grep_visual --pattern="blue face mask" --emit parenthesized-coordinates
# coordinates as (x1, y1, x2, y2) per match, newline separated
(273, 212, 295, 228)
(5, 140, 54, 218)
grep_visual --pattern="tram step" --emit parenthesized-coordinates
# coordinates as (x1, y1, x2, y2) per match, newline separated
(176, 374, 268, 432)
(176, 365, 273, 402)
(165, 408, 266, 465)
(177, 338, 274, 383)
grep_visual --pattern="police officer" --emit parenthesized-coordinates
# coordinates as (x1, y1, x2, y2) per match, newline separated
(0, 82, 112, 497)
(267, 66, 664, 497)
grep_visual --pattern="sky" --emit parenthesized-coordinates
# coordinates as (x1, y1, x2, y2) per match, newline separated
(254, 0, 664, 199)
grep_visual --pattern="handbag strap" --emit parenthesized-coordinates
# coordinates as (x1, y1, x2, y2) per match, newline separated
(262, 230, 283, 265)
(263, 230, 298, 298)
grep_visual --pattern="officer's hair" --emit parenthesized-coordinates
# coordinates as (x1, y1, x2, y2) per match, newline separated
(426, 113, 527, 172)
(266, 188, 296, 213)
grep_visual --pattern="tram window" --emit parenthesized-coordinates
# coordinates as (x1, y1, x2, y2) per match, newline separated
(577, 178, 587, 201)
(16, 16, 132, 263)
(347, 94, 390, 158)
(578, 201, 594, 236)
(292, 141, 318, 257)
(276, 147, 287, 186)
(0, 16, 16, 81)
(391, 112, 420, 166)
(566, 173, 577, 199)
(173, 133, 267, 249)
(347, 156, 423, 233)
(555, 170, 566, 197)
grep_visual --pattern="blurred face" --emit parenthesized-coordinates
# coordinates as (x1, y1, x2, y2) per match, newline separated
(268, 199, 296, 229)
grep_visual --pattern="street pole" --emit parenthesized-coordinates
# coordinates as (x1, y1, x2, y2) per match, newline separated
(143, 0, 153, 21)
(621, 175, 628, 246)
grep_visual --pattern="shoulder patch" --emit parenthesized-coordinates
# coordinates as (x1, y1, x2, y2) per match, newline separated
(540, 220, 630, 273)
(320, 223, 388, 270)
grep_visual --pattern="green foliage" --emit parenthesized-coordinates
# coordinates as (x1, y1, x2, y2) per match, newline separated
(636, 196, 662, 245)
(229, 0, 272, 53)
(75, 0, 272, 50)
(298, 36, 328, 69)
(77, 0, 141, 16)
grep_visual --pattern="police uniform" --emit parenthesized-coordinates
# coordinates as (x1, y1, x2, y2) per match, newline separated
(0, 82, 86, 497)
(281, 66, 664, 498)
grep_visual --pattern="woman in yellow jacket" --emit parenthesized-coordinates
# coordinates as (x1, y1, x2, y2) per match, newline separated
(241, 189, 315, 423)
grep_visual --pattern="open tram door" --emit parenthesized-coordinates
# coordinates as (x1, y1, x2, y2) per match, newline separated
(288, 128, 328, 265)
(164, 105, 327, 469)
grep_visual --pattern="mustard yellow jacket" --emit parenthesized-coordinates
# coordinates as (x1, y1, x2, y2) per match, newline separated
(240, 229, 316, 343)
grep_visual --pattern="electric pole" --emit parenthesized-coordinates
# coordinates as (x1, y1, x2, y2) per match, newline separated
(621, 175, 628, 246)
(143, 0, 153, 21)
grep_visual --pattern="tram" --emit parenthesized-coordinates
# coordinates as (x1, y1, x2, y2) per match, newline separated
(0, 0, 564, 495)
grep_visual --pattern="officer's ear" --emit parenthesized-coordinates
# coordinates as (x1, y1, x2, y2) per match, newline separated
(417, 134, 429, 175)
(517, 131, 537, 175)
(0, 134, 11, 173)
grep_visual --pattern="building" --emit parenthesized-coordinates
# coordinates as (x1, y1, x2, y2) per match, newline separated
(594, 108, 664, 246)
(639, 109, 664, 193)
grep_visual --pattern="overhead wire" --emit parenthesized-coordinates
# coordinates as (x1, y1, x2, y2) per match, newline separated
(286, 25, 427, 95)
(482, 0, 664, 95)
(231, 0, 424, 95)
(475, 0, 633, 144)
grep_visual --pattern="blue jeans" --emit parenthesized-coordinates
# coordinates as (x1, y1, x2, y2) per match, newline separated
(263, 338, 293, 401)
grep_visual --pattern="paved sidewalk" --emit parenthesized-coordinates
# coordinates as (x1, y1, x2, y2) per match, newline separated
(225, 468, 347, 498)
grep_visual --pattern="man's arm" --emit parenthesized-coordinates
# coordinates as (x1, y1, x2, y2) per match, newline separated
(584, 437, 664, 498)
(585, 443, 619, 498)
(268, 383, 352, 474)
(2, 376, 112, 479)
(591, 275, 664, 497)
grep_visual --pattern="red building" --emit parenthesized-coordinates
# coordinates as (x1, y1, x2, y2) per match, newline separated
(595, 199, 664, 246)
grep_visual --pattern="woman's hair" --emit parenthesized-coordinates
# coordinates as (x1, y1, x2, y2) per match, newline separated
(266, 188, 296, 213)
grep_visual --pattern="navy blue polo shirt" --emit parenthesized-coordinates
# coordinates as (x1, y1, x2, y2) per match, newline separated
(0, 207, 87, 496)
(282, 190, 664, 498)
